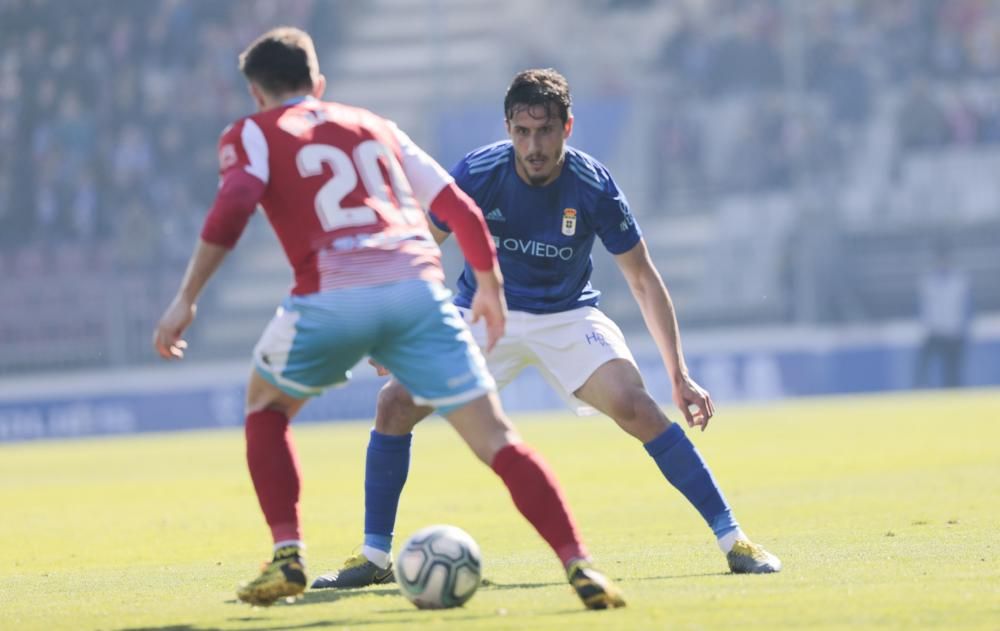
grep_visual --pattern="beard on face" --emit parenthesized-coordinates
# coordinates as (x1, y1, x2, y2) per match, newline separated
(520, 152, 553, 185)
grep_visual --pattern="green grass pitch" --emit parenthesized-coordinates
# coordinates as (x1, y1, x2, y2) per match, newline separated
(1, 389, 998, 630)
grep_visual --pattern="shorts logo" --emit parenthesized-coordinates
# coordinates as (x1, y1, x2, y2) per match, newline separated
(585, 331, 608, 347)
(561, 208, 577, 236)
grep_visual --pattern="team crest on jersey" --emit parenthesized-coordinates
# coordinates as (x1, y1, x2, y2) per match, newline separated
(561, 208, 577, 236)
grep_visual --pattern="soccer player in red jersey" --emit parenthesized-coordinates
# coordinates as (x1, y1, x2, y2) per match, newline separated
(152, 27, 624, 609)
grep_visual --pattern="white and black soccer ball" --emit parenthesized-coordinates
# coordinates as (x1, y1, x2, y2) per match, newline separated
(395, 524, 482, 609)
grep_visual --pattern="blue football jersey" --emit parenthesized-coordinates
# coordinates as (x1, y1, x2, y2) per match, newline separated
(430, 141, 642, 314)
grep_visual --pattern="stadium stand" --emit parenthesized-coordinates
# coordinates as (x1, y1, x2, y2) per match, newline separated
(1, 0, 999, 377)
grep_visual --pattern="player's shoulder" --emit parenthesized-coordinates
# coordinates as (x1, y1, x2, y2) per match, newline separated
(564, 146, 617, 194)
(460, 140, 513, 175)
(311, 99, 396, 132)
(218, 115, 250, 143)
(321, 99, 380, 124)
(215, 117, 257, 177)
(218, 110, 276, 144)
(316, 101, 406, 146)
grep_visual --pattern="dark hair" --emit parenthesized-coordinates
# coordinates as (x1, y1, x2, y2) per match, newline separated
(504, 68, 572, 123)
(239, 27, 318, 96)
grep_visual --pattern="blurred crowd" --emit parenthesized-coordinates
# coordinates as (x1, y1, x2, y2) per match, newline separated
(649, 0, 1000, 200)
(2, 0, 998, 374)
(5, 0, 998, 262)
(0, 0, 341, 270)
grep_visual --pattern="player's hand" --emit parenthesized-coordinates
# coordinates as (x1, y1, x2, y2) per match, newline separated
(153, 296, 196, 360)
(672, 374, 714, 431)
(470, 267, 507, 353)
(368, 358, 391, 377)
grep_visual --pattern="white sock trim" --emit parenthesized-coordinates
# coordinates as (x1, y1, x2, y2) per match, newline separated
(362, 544, 391, 570)
(717, 529, 748, 554)
(274, 540, 305, 553)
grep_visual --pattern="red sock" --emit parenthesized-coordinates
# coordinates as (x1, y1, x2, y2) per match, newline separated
(245, 409, 302, 544)
(491, 443, 589, 567)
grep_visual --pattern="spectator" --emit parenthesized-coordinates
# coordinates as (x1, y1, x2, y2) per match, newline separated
(914, 245, 973, 389)
(897, 79, 950, 150)
(822, 43, 872, 127)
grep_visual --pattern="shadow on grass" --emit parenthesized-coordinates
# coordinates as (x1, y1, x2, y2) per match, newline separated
(480, 571, 730, 588)
(124, 569, 684, 630)
(642, 571, 731, 581)
(115, 575, 628, 631)
(117, 616, 411, 631)
(478, 578, 566, 591)
(116, 622, 377, 631)
(295, 584, 401, 605)
(292, 575, 568, 605)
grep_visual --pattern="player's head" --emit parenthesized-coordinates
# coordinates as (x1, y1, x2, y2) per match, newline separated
(239, 27, 326, 111)
(504, 68, 574, 187)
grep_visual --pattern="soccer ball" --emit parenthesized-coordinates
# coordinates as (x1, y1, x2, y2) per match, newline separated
(394, 524, 482, 609)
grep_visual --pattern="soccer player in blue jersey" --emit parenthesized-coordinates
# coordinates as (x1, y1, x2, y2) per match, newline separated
(313, 68, 781, 589)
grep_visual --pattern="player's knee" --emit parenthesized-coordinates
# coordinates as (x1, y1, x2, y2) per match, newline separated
(609, 389, 668, 440)
(605, 388, 644, 420)
(374, 381, 427, 434)
(442, 393, 520, 465)
(244, 371, 304, 418)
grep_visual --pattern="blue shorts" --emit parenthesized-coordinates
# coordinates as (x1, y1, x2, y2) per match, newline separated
(253, 279, 494, 414)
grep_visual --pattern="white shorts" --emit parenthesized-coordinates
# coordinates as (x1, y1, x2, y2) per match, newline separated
(457, 306, 636, 415)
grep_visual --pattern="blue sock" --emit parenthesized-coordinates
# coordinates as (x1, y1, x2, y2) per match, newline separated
(644, 423, 739, 538)
(363, 430, 412, 553)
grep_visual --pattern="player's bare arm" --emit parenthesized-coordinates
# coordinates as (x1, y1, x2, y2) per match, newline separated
(154, 142, 264, 361)
(613, 239, 715, 430)
(421, 180, 505, 349)
(153, 240, 229, 360)
(469, 266, 507, 353)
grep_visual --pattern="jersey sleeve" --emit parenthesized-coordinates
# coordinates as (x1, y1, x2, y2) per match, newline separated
(427, 182, 496, 271)
(383, 125, 493, 268)
(427, 158, 473, 233)
(200, 120, 268, 248)
(390, 122, 453, 208)
(218, 118, 269, 184)
(591, 176, 642, 255)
